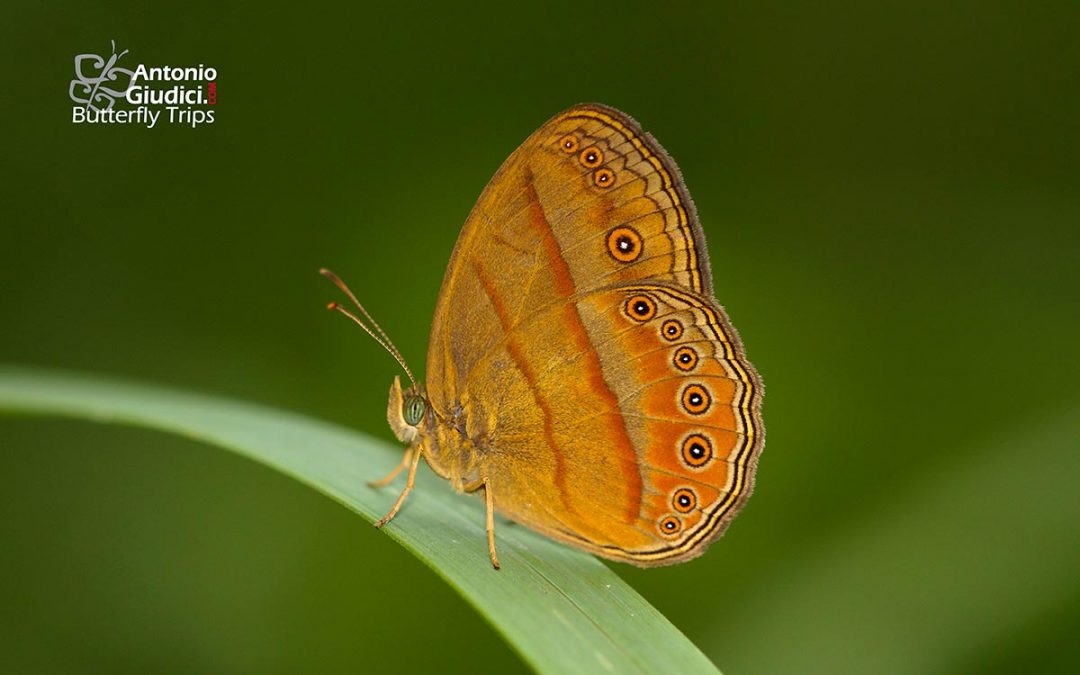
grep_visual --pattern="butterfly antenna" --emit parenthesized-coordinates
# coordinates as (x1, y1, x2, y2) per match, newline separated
(320, 268, 418, 387)
(320, 268, 405, 361)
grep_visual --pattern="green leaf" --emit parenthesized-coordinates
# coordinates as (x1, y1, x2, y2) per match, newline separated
(0, 365, 720, 675)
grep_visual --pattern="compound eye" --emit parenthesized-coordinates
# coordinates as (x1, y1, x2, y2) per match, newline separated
(403, 396, 426, 426)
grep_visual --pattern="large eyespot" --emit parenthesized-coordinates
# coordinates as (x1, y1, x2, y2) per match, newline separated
(673, 346, 698, 372)
(661, 319, 683, 341)
(579, 146, 603, 168)
(672, 488, 697, 513)
(558, 134, 579, 153)
(681, 433, 713, 468)
(403, 395, 427, 426)
(681, 384, 712, 415)
(659, 515, 682, 537)
(606, 226, 642, 262)
(593, 168, 615, 188)
(624, 294, 656, 322)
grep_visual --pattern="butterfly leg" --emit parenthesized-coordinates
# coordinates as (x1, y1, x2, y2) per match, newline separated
(464, 478, 501, 570)
(367, 446, 413, 489)
(373, 444, 423, 529)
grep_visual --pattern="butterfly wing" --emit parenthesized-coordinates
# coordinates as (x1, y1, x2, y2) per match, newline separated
(425, 104, 763, 565)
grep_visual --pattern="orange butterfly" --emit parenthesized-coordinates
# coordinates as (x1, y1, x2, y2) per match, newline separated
(324, 104, 764, 568)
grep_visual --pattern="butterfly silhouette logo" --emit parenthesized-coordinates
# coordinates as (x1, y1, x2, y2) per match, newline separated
(69, 40, 136, 111)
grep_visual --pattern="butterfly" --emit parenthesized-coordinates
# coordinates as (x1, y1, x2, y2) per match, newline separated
(323, 103, 763, 568)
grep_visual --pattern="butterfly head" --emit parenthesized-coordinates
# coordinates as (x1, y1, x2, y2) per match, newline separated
(388, 375, 428, 444)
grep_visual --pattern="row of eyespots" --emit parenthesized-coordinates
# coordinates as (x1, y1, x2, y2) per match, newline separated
(661, 318, 701, 372)
(558, 134, 616, 189)
(621, 294, 710, 413)
(623, 297, 708, 394)
(658, 487, 701, 536)
(625, 296, 679, 333)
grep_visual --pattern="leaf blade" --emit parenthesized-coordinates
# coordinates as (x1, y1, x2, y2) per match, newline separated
(0, 366, 720, 675)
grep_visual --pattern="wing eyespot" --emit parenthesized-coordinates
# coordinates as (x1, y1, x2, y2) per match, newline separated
(680, 433, 714, 469)
(558, 134, 579, 153)
(579, 146, 603, 168)
(624, 294, 656, 322)
(593, 167, 615, 188)
(680, 383, 712, 415)
(672, 488, 697, 513)
(673, 346, 698, 372)
(661, 319, 683, 341)
(606, 226, 642, 262)
(658, 515, 683, 537)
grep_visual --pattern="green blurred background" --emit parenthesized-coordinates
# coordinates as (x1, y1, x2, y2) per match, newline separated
(2, 2, 1078, 673)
